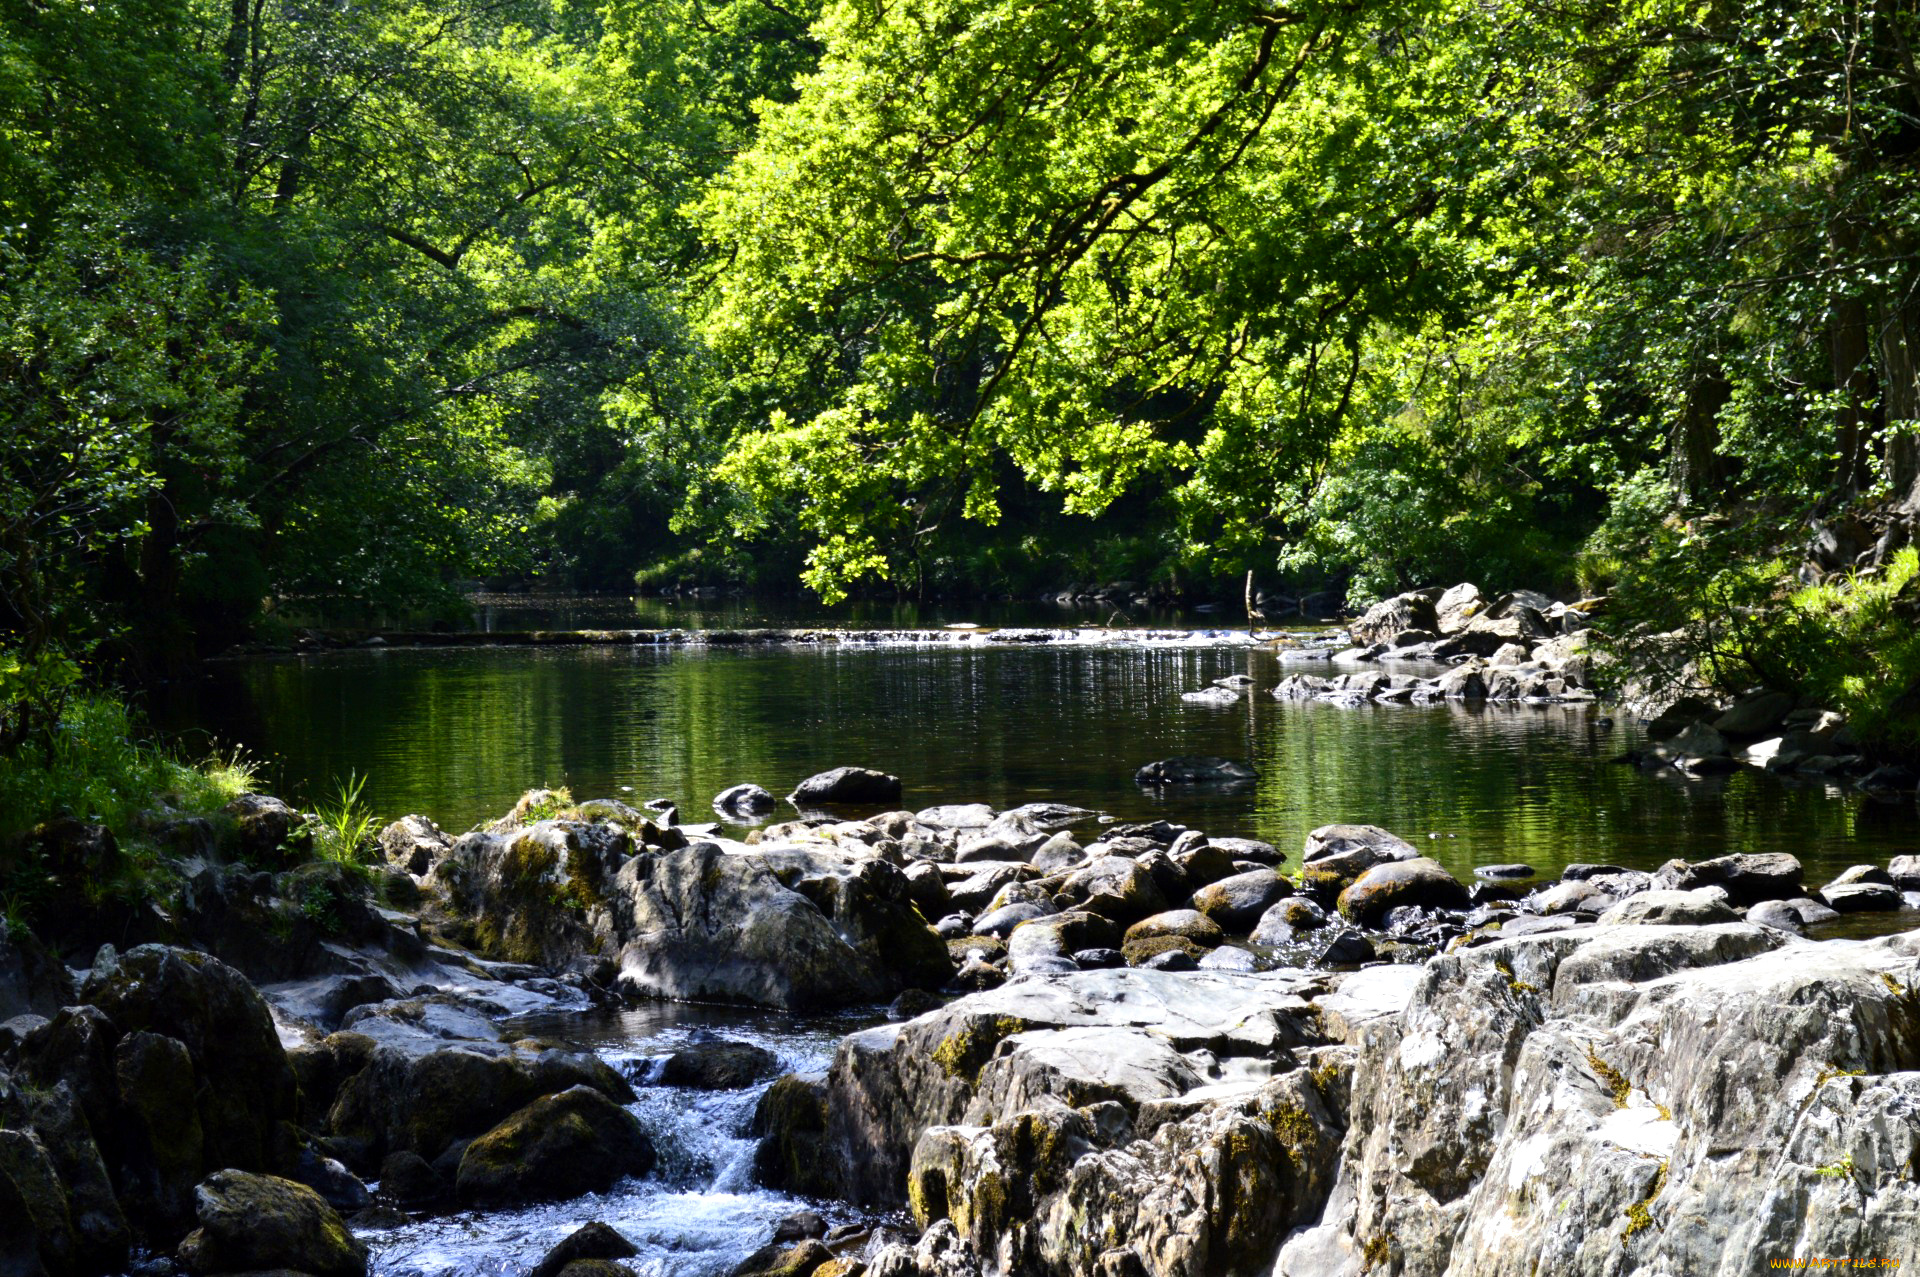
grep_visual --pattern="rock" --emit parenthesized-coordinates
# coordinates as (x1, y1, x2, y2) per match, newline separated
(1818, 882, 1905, 912)
(224, 793, 309, 864)
(1744, 900, 1807, 935)
(1473, 863, 1536, 880)
(1180, 685, 1243, 704)
(1351, 591, 1441, 645)
(1188, 869, 1290, 931)
(1122, 910, 1225, 947)
(455, 1085, 656, 1205)
(1661, 852, 1803, 905)
(658, 1039, 782, 1090)
(615, 845, 951, 1008)
(288, 1147, 369, 1214)
(1643, 695, 1720, 740)
(1660, 720, 1729, 761)
(1336, 858, 1468, 925)
(714, 784, 779, 818)
(914, 804, 994, 829)
(79, 946, 299, 1176)
(1336, 923, 1920, 1277)
(0, 1124, 77, 1277)
(1319, 930, 1377, 965)
(772, 1210, 828, 1242)
(1712, 689, 1796, 737)
(1434, 583, 1485, 634)
(375, 1150, 444, 1205)
(1596, 889, 1741, 926)
(529, 1222, 640, 1277)
(971, 901, 1054, 938)
(1006, 912, 1121, 977)
(323, 1025, 633, 1170)
(1251, 898, 1327, 944)
(731, 1239, 833, 1277)
(1824, 863, 1894, 889)
(1434, 660, 1488, 699)
(1059, 857, 1167, 925)
(890, 989, 945, 1020)
(789, 767, 903, 806)
(112, 1030, 205, 1234)
(377, 814, 450, 876)
(1891, 855, 1920, 890)
(0, 926, 74, 1021)
(1207, 836, 1284, 866)
(176, 1170, 367, 1277)
(1133, 757, 1258, 786)
(751, 1073, 842, 1198)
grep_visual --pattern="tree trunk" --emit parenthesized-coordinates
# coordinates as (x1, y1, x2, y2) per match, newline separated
(1830, 296, 1878, 496)
(1670, 362, 1731, 506)
(1877, 291, 1920, 510)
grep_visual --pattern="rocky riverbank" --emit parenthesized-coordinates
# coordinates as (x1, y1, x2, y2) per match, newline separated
(5, 776, 1920, 1277)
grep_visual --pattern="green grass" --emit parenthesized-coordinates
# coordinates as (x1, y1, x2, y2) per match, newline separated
(310, 769, 380, 865)
(0, 689, 259, 935)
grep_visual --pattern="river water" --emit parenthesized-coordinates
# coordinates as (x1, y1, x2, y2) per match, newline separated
(152, 600, 1920, 1274)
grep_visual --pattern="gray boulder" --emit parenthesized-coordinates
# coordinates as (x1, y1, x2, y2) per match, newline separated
(1189, 869, 1291, 932)
(614, 845, 951, 1008)
(1596, 888, 1741, 926)
(1336, 858, 1469, 925)
(788, 767, 903, 806)
(1350, 591, 1441, 645)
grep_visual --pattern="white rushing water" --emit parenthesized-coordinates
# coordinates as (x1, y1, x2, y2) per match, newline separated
(361, 1012, 878, 1277)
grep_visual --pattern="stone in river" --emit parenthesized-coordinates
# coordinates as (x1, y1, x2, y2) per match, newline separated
(713, 784, 778, 817)
(1133, 756, 1259, 786)
(1336, 858, 1468, 925)
(455, 1086, 655, 1205)
(1189, 869, 1291, 932)
(787, 767, 903, 806)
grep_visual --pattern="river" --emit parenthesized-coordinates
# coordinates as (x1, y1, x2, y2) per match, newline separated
(150, 598, 1918, 1275)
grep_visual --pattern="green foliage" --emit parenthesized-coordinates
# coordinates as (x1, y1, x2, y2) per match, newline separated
(310, 770, 380, 866)
(0, 687, 254, 842)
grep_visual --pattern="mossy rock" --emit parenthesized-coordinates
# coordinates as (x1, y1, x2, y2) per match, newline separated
(1121, 935, 1205, 967)
(455, 1086, 655, 1206)
(947, 934, 1008, 964)
(175, 1170, 366, 1277)
(750, 1073, 838, 1197)
(729, 1239, 832, 1277)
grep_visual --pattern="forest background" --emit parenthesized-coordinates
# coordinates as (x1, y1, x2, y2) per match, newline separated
(5, 0, 1920, 777)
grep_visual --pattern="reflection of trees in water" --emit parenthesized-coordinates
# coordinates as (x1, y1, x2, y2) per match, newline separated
(181, 645, 1906, 882)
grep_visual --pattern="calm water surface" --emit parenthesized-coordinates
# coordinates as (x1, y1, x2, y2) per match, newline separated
(159, 635, 1920, 884)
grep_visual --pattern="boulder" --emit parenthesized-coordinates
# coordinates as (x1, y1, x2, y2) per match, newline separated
(0, 926, 74, 1021)
(1188, 869, 1290, 932)
(176, 1171, 367, 1277)
(657, 1040, 781, 1090)
(1251, 898, 1328, 944)
(1122, 910, 1225, 947)
(788, 767, 903, 806)
(1336, 858, 1469, 925)
(1819, 882, 1905, 912)
(530, 1223, 640, 1277)
(1712, 689, 1796, 737)
(324, 1027, 633, 1170)
(614, 845, 951, 1008)
(1059, 857, 1167, 925)
(1744, 900, 1807, 935)
(1659, 852, 1803, 905)
(1336, 924, 1920, 1277)
(455, 1085, 656, 1206)
(1350, 591, 1441, 645)
(1596, 889, 1741, 926)
(375, 1150, 445, 1205)
(1133, 757, 1258, 786)
(751, 1073, 840, 1198)
(1434, 583, 1485, 634)
(78, 946, 298, 1175)
(377, 814, 450, 876)
(714, 784, 779, 818)
(223, 793, 308, 864)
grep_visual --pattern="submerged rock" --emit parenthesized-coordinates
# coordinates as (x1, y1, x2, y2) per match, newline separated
(713, 784, 779, 818)
(657, 1039, 782, 1090)
(1133, 757, 1258, 786)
